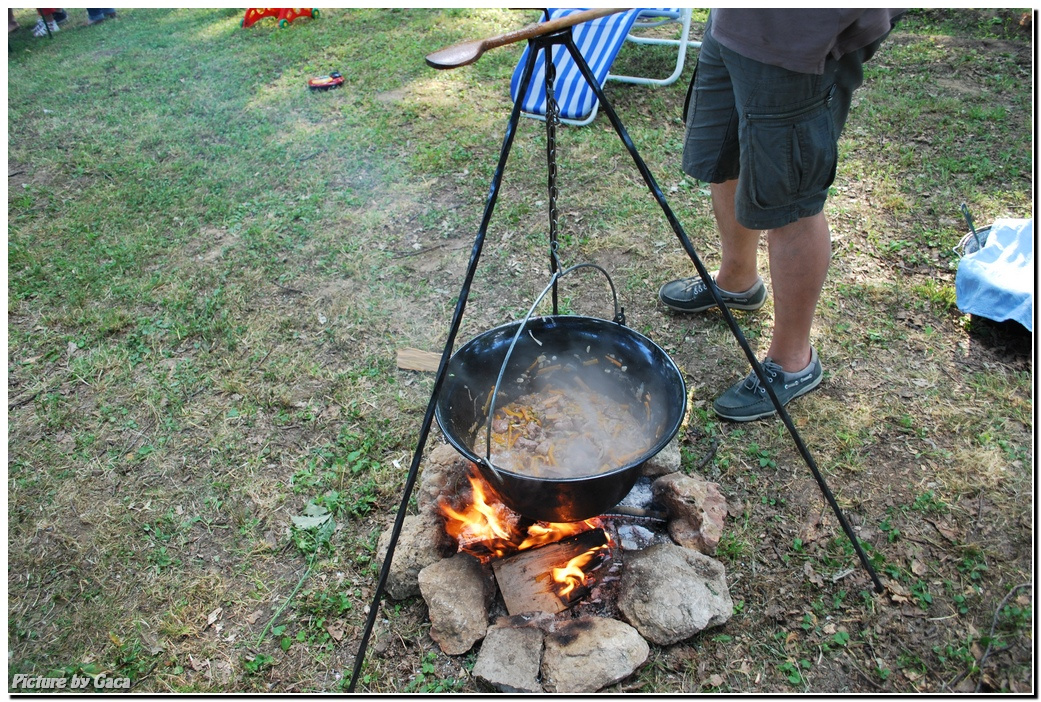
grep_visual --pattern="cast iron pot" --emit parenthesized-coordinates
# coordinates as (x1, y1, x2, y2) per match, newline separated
(434, 315, 686, 522)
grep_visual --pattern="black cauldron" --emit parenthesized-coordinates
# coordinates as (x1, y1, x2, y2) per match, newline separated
(434, 315, 686, 522)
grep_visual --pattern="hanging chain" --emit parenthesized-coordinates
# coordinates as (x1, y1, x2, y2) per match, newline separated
(545, 48, 562, 275)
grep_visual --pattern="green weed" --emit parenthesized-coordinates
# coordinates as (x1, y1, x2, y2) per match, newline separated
(242, 653, 276, 676)
(777, 659, 811, 686)
(911, 490, 949, 515)
(403, 652, 467, 694)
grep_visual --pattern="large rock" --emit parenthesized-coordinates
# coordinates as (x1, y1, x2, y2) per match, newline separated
(641, 436, 681, 477)
(617, 543, 733, 645)
(652, 472, 728, 555)
(472, 623, 544, 693)
(375, 513, 454, 600)
(418, 553, 493, 655)
(540, 617, 649, 693)
(418, 443, 473, 517)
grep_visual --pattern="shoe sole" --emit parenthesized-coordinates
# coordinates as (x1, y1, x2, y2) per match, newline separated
(712, 372, 823, 422)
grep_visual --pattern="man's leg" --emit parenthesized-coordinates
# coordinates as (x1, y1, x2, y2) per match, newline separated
(662, 11, 775, 313)
(765, 212, 831, 373)
(709, 207, 830, 422)
(711, 181, 830, 373)
(711, 179, 762, 294)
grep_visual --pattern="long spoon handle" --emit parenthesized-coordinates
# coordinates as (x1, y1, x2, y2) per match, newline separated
(426, 8, 628, 69)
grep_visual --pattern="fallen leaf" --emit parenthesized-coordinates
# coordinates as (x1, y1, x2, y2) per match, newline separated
(887, 580, 910, 597)
(207, 607, 223, 627)
(803, 561, 824, 586)
(247, 610, 264, 625)
(705, 674, 724, 688)
(799, 516, 822, 543)
(326, 621, 345, 642)
(927, 519, 959, 543)
(189, 655, 209, 672)
(955, 678, 975, 693)
(911, 559, 928, 576)
(291, 512, 331, 530)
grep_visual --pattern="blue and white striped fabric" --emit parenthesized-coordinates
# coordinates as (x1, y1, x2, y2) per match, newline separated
(510, 8, 648, 121)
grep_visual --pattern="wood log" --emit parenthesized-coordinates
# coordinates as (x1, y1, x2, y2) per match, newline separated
(396, 348, 442, 372)
(492, 529, 609, 615)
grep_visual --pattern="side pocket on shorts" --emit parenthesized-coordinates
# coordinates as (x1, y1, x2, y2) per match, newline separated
(744, 91, 838, 211)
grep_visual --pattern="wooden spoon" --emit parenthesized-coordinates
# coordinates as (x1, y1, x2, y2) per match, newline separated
(426, 8, 628, 70)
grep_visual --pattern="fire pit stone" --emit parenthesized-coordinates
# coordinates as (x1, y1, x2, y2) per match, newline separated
(639, 435, 682, 477)
(617, 542, 733, 646)
(387, 443, 735, 690)
(471, 622, 544, 693)
(375, 512, 454, 600)
(417, 442, 474, 515)
(652, 471, 729, 555)
(540, 616, 650, 693)
(417, 553, 494, 655)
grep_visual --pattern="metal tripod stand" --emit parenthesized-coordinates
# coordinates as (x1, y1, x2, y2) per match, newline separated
(348, 25, 884, 693)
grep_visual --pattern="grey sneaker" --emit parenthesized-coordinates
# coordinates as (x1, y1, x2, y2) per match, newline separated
(713, 349, 823, 422)
(659, 273, 767, 313)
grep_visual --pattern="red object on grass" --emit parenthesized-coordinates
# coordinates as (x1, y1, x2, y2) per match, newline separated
(308, 71, 344, 91)
(242, 8, 319, 29)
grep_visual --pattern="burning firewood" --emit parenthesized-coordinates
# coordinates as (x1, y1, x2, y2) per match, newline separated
(440, 470, 602, 562)
(492, 529, 610, 615)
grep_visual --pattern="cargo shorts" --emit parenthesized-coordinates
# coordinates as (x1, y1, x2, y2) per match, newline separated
(682, 14, 888, 230)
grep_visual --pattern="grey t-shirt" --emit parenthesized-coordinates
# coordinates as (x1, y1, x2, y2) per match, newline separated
(710, 9, 905, 74)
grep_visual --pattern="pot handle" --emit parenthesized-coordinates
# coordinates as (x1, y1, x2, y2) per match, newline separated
(480, 263, 625, 481)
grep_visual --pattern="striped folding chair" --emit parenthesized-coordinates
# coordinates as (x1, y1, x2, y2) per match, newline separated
(509, 8, 699, 127)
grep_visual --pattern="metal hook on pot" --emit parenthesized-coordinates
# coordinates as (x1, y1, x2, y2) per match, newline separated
(481, 262, 625, 482)
(960, 202, 983, 251)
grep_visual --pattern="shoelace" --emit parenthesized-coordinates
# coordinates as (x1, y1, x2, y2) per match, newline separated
(743, 359, 782, 394)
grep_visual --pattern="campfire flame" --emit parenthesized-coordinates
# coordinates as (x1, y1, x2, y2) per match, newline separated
(440, 474, 518, 546)
(553, 547, 603, 598)
(439, 471, 603, 562)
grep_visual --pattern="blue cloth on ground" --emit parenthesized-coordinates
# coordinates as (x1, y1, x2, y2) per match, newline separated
(955, 218, 1033, 331)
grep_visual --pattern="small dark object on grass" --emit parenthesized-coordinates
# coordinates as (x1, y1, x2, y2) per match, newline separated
(308, 71, 344, 91)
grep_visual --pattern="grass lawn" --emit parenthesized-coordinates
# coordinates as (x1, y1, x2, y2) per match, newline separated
(7, 7, 1033, 693)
